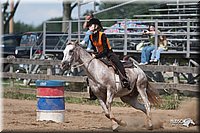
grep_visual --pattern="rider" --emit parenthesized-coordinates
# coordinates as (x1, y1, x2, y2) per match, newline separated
(88, 18, 130, 90)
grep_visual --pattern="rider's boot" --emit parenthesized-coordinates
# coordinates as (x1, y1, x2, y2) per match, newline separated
(122, 77, 131, 90)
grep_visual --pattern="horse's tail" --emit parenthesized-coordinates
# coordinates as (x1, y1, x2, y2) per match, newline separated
(146, 81, 162, 105)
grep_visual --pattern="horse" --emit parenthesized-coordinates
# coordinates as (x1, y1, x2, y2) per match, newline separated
(61, 41, 160, 131)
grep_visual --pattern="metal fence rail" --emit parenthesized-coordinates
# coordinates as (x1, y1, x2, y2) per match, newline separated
(42, 18, 199, 58)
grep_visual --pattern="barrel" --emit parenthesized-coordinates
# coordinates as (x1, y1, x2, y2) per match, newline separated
(36, 80, 65, 122)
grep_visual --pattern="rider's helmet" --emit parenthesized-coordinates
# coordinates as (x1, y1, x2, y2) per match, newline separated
(87, 18, 103, 31)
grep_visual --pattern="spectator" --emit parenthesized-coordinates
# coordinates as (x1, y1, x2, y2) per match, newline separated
(139, 25, 159, 65)
(80, 12, 94, 50)
(150, 35, 168, 62)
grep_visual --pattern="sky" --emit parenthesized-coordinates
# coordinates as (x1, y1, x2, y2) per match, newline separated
(2, 0, 198, 26)
(2, 0, 97, 26)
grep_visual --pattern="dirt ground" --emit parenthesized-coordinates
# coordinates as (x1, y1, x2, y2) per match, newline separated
(2, 98, 199, 132)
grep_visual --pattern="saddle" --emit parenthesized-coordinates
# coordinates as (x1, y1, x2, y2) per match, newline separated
(99, 58, 134, 72)
(99, 57, 133, 90)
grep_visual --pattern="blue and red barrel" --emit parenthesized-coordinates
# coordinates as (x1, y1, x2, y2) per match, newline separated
(36, 80, 65, 122)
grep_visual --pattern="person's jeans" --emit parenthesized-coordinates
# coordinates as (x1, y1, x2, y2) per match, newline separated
(83, 30, 93, 50)
(151, 47, 164, 61)
(141, 45, 155, 63)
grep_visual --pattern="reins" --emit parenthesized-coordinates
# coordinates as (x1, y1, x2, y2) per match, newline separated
(71, 57, 95, 69)
(71, 46, 95, 69)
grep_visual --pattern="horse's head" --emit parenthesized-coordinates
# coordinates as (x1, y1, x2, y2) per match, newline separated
(61, 40, 79, 70)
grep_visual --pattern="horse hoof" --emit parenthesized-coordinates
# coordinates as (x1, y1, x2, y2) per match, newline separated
(147, 125, 153, 130)
(119, 120, 127, 127)
(112, 122, 119, 131)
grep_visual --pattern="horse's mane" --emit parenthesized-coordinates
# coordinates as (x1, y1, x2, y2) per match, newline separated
(75, 43, 93, 58)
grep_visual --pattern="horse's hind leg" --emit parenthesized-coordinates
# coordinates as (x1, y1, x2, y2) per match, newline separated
(120, 91, 146, 114)
(137, 85, 153, 130)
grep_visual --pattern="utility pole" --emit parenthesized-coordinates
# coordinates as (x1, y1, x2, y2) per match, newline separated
(9, 0, 14, 33)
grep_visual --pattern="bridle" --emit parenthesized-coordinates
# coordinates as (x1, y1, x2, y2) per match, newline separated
(67, 45, 95, 69)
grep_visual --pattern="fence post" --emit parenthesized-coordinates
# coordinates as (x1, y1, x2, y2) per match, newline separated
(47, 66, 52, 75)
(68, 21, 72, 42)
(9, 63, 14, 87)
(77, 0, 81, 42)
(155, 19, 158, 50)
(47, 57, 53, 75)
(173, 62, 179, 101)
(124, 19, 127, 55)
(186, 19, 190, 58)
(43, 22, 46, 56)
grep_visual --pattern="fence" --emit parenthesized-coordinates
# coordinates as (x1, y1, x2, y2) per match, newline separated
(2, 58, 199, 92)
(42, 18, 199, 58)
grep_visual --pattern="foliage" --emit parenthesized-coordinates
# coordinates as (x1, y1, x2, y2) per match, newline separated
(14, 21, 39, 33)
(156, 94, 186, 110)
(13, 17, 63, 33)
(2, 0, 20, 33)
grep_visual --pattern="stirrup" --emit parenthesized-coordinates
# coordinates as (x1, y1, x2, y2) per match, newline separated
(122, 80, 131, 90)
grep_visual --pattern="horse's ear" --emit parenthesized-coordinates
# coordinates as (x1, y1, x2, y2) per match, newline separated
(74, 40, 79, 46)
(66, 40, 79, 46)
(66, 41, 73, 45)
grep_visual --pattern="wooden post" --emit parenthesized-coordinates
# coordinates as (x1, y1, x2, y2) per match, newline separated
(173, 62, 179, 101)
(9, 64, 14, 87)
(47, 65, 52, 75)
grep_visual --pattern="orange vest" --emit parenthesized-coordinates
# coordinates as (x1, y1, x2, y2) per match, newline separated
(90, 32, 112, 53)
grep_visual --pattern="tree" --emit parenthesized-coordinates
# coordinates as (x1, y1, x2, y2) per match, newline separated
(62, 1, 78, 32)
(2, 0, 21, 33)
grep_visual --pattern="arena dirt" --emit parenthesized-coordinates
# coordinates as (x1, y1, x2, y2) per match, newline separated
(2, 98, 199, 132)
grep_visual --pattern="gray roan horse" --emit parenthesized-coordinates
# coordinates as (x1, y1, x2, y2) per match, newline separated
(61, 41, 160, 131)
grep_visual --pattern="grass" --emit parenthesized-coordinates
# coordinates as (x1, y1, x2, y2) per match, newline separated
(3, 90, 186, 110)
(3, 91, 127, 107)
(2, 79, 187, 110)
(157, 94, 186, 110)
(4, 91, 36, 100)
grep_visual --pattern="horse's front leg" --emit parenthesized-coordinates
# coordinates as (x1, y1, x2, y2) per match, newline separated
(106, 89, 127, 130)
(105, 90, 118, 130)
